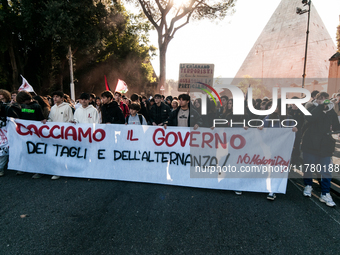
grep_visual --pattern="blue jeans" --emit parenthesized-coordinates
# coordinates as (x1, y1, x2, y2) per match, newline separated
(303, 152, 332, 194)
(0, 155, 8, 170)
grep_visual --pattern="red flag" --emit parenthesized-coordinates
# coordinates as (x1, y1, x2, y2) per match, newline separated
(105, 75, 111, 91)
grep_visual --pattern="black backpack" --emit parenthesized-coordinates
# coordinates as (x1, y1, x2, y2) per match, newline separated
(126, 114, 143, 125)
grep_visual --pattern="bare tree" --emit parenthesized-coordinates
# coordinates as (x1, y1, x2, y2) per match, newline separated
(132, 0, 236, 89)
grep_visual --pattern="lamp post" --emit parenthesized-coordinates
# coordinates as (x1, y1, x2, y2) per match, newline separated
(296, 0, 311, 89)
(68, 45, 75, 102)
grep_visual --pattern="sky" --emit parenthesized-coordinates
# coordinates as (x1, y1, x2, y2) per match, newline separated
(126, 0, 340, 81)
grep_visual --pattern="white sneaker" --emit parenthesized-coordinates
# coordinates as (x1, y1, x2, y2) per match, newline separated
(267, 192, 276, 200)
(51, 175, 60, 180)
(303, 185, 313, 197)
(319, 193, 336, 207)
(234, 191, 242, 195)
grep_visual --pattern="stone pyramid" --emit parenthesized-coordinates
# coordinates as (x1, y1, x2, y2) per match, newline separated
(232, 0, 337, 88)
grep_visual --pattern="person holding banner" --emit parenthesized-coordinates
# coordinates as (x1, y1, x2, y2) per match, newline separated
(163, 94, 202, 129)
(125, 103, 147, 125)
(16, 91, 47, 178)
(72, 93, 99, 124)
(100, 91, 125, 124)
(16, 91, 46, 124)
(302, 92, 340, 207)
(48, 91, 74, 180)
(48, 91, 74, 123)
(150, 94, 170, 126)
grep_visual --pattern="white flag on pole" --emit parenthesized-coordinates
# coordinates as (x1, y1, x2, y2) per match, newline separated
(115, 79, 128, 93)
(18, 75, 36, 94)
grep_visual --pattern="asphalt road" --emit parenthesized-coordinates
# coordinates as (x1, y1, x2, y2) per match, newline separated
(1, 170, 340, 255)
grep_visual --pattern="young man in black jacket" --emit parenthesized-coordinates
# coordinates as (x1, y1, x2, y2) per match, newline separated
(100, 91, 125, 124)
(149, 94, 170, 126)
(16, 91, 46, 123)
(302, 92, 340, 207)
(16, 91, 47, 179)
(163, 94, 202, 129)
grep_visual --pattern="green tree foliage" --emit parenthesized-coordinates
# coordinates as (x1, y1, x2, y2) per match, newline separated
(128, 0, 236, 88)
(0, 0, 155, 94)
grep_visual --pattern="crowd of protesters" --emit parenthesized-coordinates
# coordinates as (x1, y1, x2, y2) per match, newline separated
(0, 88, 339, 207)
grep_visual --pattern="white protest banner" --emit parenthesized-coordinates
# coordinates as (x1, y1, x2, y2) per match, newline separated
(7, 119, 295, 193)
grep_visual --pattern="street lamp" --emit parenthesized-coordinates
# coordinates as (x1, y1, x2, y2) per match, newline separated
(68, 45, 75, 101)
(296, 0, 311, 89)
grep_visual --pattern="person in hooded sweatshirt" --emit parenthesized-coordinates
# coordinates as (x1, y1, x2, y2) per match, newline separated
(48, 91, 74, 180)
(48, 91, 74, 123)
(100, 90, 125, 124)
(72, 92, 99, 124)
